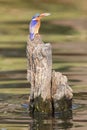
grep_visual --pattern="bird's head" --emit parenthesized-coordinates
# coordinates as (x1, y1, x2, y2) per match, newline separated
(32, 13, 51, 21)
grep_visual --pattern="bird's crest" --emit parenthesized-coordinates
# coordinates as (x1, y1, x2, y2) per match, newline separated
(32, 13, 40, 20)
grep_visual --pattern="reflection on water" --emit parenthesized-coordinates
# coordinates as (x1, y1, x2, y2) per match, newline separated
(0, 71, 87, 130)
(0, 99, 87, 130)
(0, 42, 87, 130)
(0, 112, 73, 130)
(30, 111, 73, 130)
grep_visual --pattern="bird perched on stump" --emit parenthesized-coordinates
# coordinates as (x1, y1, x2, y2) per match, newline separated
(29, 13, 51, 41)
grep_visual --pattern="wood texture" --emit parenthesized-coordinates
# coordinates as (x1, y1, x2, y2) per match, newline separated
(27, 35, 73, 114)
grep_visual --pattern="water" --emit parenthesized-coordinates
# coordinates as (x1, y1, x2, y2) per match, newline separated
(0, 43, 87, 130)
(0, 93, 87, 130)
(0, 56, 87, 130)
(0, 0, 87, 129)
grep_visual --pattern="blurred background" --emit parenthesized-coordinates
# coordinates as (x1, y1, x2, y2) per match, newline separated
(0, 0, 87, 114)
(0, 0, 87, 129)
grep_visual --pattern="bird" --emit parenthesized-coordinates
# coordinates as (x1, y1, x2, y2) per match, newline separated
(29, 13, 51, 40)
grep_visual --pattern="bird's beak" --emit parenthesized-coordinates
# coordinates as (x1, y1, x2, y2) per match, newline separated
(32, 13, 51, 21)
(40, 13, 51, 18)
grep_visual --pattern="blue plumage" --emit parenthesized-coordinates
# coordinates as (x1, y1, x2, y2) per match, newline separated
(29, 19, 38, 40)
(29, 13, 50, 40)
(29, 13, 40, 40)
(30, 33, 34, 40)
(30, 20, 37, 27)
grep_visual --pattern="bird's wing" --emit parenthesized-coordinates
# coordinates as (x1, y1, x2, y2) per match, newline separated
(29, 20, 38, 40)
(29, 20, 37, 34)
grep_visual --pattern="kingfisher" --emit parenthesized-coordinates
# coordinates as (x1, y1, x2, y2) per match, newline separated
(29, 13, 51, 40)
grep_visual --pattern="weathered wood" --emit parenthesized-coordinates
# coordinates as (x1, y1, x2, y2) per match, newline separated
(27, 35, 52, 113)
(27, 35, 73, 114)
(52, 71, 73, 100)
(51, 71, 73, 112)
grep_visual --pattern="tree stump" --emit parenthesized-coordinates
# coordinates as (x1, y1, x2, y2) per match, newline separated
(27, 35, 73, 115)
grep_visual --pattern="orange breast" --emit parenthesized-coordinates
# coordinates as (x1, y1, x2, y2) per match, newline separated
(35, 20, 40, 34)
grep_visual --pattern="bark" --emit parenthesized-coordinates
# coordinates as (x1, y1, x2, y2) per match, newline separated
(27, 35, 73, 115)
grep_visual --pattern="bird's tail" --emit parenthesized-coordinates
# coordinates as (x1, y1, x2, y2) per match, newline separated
(30, 33, 34, 40)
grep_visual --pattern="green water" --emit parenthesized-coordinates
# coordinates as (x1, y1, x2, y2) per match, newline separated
(0, 58, 87, 130)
